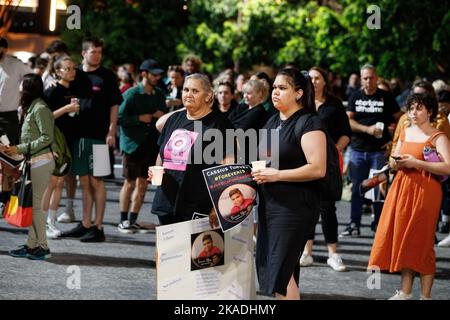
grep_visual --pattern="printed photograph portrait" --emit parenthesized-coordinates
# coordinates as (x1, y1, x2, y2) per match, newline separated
(191, 230, 225, 271)
(218, 184, 256, 223)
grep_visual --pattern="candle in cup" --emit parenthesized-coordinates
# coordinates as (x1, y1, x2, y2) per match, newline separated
(251, 160, 266, 171)
(150, 166, 164, 186)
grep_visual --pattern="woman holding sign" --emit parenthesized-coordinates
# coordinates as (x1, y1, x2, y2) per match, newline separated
(252, 68, 327, 300)
(148, 73, 234, 225)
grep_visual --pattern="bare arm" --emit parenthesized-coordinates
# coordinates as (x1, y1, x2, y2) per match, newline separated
(156, 107, 185, 133)
(253, 130, 327, 184)
(107, 105, 119, 146)
(401, 135, 450, 176)
(347, 111, 378, 136)
(53, 102, 79, 119)
(279, 130, 327, 182)
(155, 153, 163, 166)
(336, 135, 350, 153)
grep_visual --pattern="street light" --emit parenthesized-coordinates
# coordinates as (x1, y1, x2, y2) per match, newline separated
(49, 0, 56, 31)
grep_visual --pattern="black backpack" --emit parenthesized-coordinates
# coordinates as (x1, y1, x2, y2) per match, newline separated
(294, 113, 343, 201)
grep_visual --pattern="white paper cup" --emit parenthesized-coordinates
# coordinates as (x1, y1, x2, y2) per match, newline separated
(0, 134, 10, 146)
(251, 160, 266, 171)
(68, 111, 76, 117)
(375, 122, 384, 138)
(150, 166, 164, 186)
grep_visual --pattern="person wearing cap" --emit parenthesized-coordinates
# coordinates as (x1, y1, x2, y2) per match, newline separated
(0, 37, 32, 209)
(61, 36, 123, 242)
(117, 59, 167, 233)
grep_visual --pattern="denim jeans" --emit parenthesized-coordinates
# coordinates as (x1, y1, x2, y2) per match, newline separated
(349, 150, 386, 227)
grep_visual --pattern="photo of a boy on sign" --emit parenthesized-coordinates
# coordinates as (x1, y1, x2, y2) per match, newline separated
(220, 185, 255, 222)
(203, 164, 257, 232)
(191, 230, 225, 271)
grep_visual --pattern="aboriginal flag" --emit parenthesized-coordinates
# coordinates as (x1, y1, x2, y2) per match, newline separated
(3, 161, 32, 228)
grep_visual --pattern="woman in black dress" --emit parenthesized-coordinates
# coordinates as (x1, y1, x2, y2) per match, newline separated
(252, 68, 327, 300)
(298, 67, 351, 271)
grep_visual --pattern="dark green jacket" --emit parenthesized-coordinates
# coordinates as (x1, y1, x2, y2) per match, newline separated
(118, 84, 167, 154)
(17, 98, 54, 157)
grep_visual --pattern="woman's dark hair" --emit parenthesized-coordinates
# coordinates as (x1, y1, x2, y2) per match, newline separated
(20, 73, 44, 115)
(405, 93, 439, 123)
(276, 67, 316, 114)
(309, 66, 331, 98)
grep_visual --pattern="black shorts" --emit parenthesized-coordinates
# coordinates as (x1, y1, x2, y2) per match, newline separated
(122, 149, 156, 180)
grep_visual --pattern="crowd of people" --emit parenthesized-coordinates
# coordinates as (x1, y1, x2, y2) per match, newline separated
(1, 35, 450, 300)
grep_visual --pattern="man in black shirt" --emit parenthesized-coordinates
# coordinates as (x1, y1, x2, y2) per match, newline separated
(62, 37, 123, 242)
(341, 64, 402, 237)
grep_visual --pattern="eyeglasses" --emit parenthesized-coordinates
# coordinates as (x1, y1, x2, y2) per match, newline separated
(59, 67, 76, 72)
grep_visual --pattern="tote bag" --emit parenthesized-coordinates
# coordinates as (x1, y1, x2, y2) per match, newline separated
(4, 160, 33, 228)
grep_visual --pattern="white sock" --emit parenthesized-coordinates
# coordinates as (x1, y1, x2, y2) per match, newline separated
(443, 215, 449, 223)
(47, 209, 57, 225)
(66, 199, 74, 211)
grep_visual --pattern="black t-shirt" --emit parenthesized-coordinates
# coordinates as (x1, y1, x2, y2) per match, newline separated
(229, 103, 269, 164)
(71, 66, 123, 140)
(212, 99, 239, 120)
(229, 103, 268, 131)
(347, 88, 400, 152)
(317, 96, 352, 144)
(151, 109, 234, 221)
(44, 83, 79, 147)
(259, 108, 324, 211)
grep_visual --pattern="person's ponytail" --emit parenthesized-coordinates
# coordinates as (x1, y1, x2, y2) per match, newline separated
(300, 70, 316, 114)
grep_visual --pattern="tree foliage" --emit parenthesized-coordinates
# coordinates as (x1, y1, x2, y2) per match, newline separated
(179, 0, 450, 79)
(61, 0, 187, 68)
(61, 0, 450, 80)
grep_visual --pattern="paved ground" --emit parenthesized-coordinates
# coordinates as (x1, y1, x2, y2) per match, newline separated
(1, 166, 449, 300)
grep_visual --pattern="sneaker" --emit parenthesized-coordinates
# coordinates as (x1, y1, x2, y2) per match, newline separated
(420, 295, 432, 300)
(80, 226, 105, 243)
(46, 223, 62, 239)
(327, 253, 347, 272)
(27, 246, 51, 260)
(61, 222, 91, 238)
(9, 245, 35, 258)
(437, 234, 450, 247)
(130, 222, 153, 234)
(299, 254, 314, 267)
(388, 290, 413, 300)
(118, 220, 135, 234)
(439, 222, 449, 234)
(57, 208, 75, 223)
(339, 223, 361, 238)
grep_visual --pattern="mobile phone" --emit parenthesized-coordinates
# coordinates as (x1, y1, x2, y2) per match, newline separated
(391, 155, 402, 160)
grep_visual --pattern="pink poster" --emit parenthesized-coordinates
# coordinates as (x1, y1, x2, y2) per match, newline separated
(163, 129, 199, 171)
